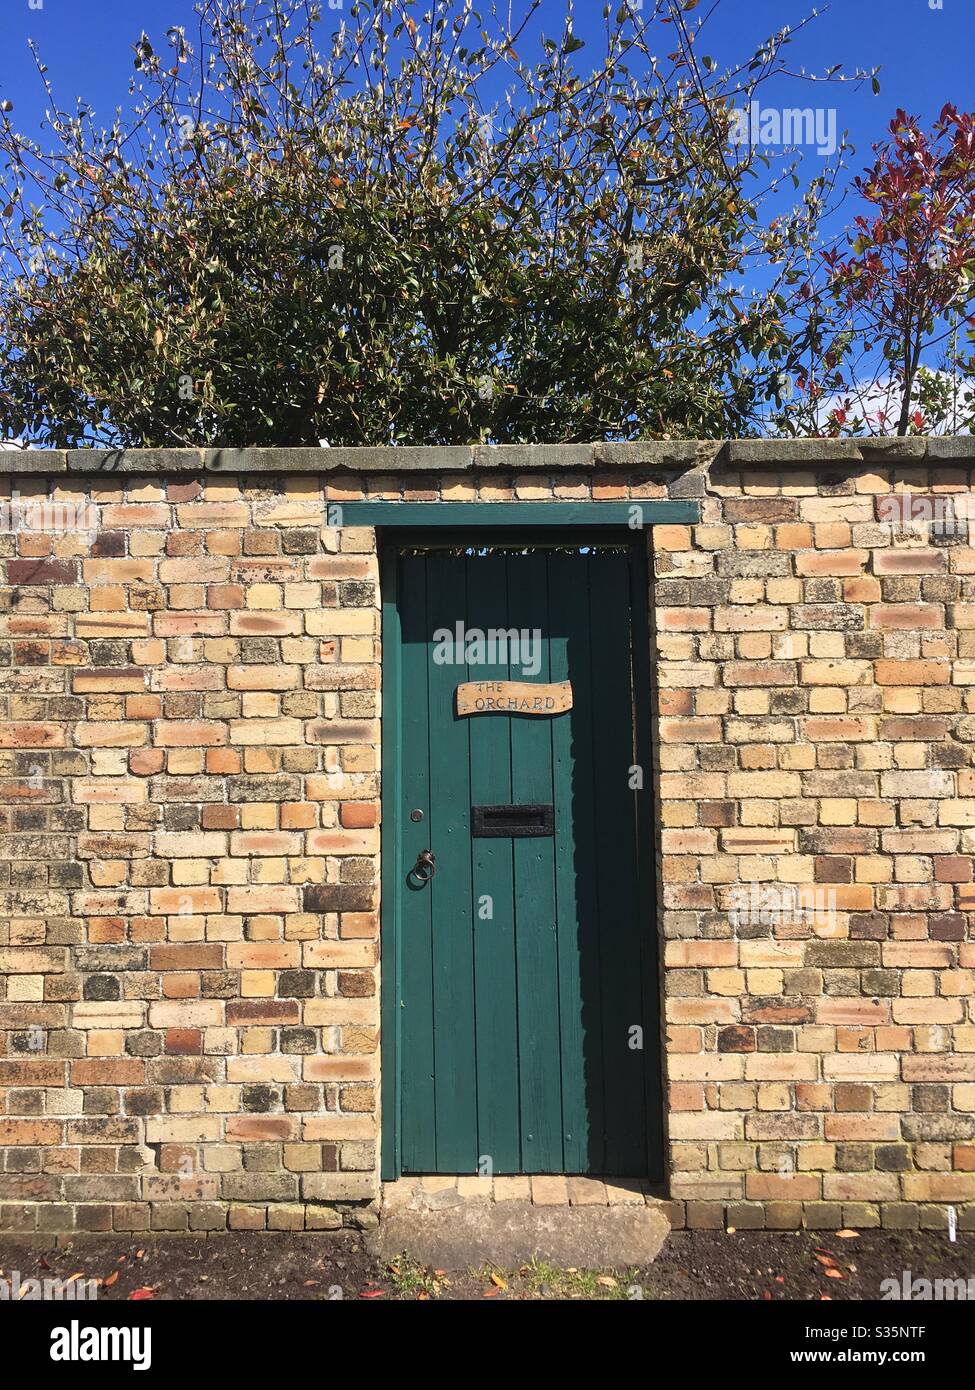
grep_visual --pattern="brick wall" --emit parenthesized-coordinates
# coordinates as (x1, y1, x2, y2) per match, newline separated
(656, 448, 975, 1232)
(0, 469, 382, 1234)
(1, 441, 974, 1235)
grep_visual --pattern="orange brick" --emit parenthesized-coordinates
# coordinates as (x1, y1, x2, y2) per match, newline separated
(875, 659, 949, 686)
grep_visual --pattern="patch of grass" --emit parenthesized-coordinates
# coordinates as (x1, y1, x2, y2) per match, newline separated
(384, 1255, 446, 1298)
(473, 1259, 637, 1300)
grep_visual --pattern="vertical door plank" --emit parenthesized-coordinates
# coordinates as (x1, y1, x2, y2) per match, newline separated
(466, 554, 521, 1173)
(548, 550, 601, 1174)
(589, 552, 648, 1174)
(398, 555, 437, 1171)
(425, 553, 478, 1171)
(509, 552, 563, 1172)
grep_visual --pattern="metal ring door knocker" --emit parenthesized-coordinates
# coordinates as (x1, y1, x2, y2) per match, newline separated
(408, 849, 436, 886)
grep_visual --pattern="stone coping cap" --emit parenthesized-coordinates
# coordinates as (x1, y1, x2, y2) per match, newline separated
(0, 437, 972, 475)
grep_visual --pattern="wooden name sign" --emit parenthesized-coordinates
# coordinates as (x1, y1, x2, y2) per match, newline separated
(456, 680, 573, 716)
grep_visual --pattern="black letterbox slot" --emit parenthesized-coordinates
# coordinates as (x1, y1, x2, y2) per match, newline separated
(471, 803, 555, 838)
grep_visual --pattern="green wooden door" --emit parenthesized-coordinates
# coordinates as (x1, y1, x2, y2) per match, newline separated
(386, 540, 660, 1177)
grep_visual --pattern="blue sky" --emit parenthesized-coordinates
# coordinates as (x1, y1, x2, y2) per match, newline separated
(1, 0, 971, 163)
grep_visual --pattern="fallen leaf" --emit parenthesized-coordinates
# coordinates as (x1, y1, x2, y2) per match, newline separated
(726, 1226, 736, 1234)
(482, 1286, 500, 1298)
(597, 1275, 618, 1288)
(825, 1269, 845, 1280)
(129, 1287, 155, 1301)
(103, 1271, 119, 1288)
(836, 1229, 860, 1239)
(359, 1288, 384, 1299)
(490, 1271, 507, 1290)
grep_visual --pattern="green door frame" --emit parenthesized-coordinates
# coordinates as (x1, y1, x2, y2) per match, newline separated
(377, 501, 699, 1180)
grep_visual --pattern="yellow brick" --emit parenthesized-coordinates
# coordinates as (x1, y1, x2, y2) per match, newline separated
(241, 971, 276, 997)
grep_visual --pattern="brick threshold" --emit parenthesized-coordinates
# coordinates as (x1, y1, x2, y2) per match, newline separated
(383, 1175, 664, 1210)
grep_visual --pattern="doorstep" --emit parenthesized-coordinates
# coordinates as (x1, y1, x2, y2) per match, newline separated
(370, 1176, 671, 1269)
